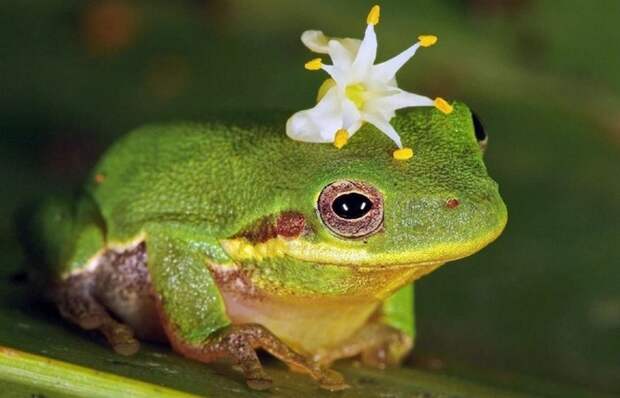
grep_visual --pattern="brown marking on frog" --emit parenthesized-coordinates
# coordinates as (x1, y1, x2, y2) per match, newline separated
(208, 263, 265, 301)
(94, 173, 106, 184)
(235, 212, 307, 244)
(446, 198, 460, 209)
(275, 212, 306, 239)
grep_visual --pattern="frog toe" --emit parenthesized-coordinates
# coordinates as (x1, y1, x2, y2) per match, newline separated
(317, 368, 349, 391)
(245, 375, 273, 391)
(313, 323, 413, 369)
(360, 327, 413, 368)
(101, 322, 141, 356)
(166, 323, 348, 390)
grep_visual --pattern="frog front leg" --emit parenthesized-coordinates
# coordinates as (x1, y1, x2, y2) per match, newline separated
(314, 284, 414, 368)
(146, 227, 346, 391)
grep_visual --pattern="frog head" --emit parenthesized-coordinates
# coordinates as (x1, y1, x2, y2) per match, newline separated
(221, 103, 506, 297)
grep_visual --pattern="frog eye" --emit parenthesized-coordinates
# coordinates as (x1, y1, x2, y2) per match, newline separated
(471, 111, 488, 151)
(317, 180, 384, 239)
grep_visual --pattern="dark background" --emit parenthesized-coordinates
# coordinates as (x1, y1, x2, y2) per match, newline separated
(1, 0, 619, 394)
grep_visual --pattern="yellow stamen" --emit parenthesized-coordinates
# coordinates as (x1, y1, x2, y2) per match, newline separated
(367, 5, 380, 25)
(418, 35, 438, 48)
(304, 58, 323, 71)
(393, 147, 414, 160)
(316, 78, 335, 102)
(434, 97, 454, 114)
(333, 129, 349, 149)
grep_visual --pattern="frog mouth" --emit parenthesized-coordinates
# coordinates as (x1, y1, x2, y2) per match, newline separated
(282, 228, 503, 268)
(286, 247, 447, 269)
(221, 224, 504, 269)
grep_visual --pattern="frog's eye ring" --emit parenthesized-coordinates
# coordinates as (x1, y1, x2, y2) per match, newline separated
(471, 111, 488, 151)
(317, 180, 384, 239)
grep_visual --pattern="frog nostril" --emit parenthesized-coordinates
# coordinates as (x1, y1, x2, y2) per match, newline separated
(446, 198, 460, 209)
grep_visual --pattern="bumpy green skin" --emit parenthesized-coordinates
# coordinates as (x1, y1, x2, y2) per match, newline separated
(39, 103, 506, 348)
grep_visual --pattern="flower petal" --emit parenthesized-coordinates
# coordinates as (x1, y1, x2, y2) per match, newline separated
(321, 64, 349, 86)
(363, 112, 403, 148)
(302, 30, 362, 59)
(371, 41, 422, 82)
(286, 88, 344, 143)
(339, 38, 362, 57)
(341, 98, 362, 131)
(366, 89, 434, 114)
(352, 24, 377, 78)
(301, 30, 330, 53)
(328, 39, 355, 68)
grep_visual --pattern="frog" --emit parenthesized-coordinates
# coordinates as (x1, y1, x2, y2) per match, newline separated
(26, 103, 507, 391)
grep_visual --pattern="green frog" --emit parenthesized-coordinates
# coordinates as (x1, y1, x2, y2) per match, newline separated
(27, 103, 506, 390)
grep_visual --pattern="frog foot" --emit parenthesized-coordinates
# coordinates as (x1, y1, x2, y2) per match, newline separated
(52, 273, 140, 356)
(314, 323, 413, 369)
(171, 324, 348, 391)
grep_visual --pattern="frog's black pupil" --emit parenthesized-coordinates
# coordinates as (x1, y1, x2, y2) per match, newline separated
(472, 112, 487, 141)
(332, 193, 373, 220)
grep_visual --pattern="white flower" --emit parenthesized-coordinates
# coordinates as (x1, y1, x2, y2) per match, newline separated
(286, 5, 453, 159)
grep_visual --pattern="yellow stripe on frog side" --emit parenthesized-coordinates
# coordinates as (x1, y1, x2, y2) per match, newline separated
(221, 237, 288, 262)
